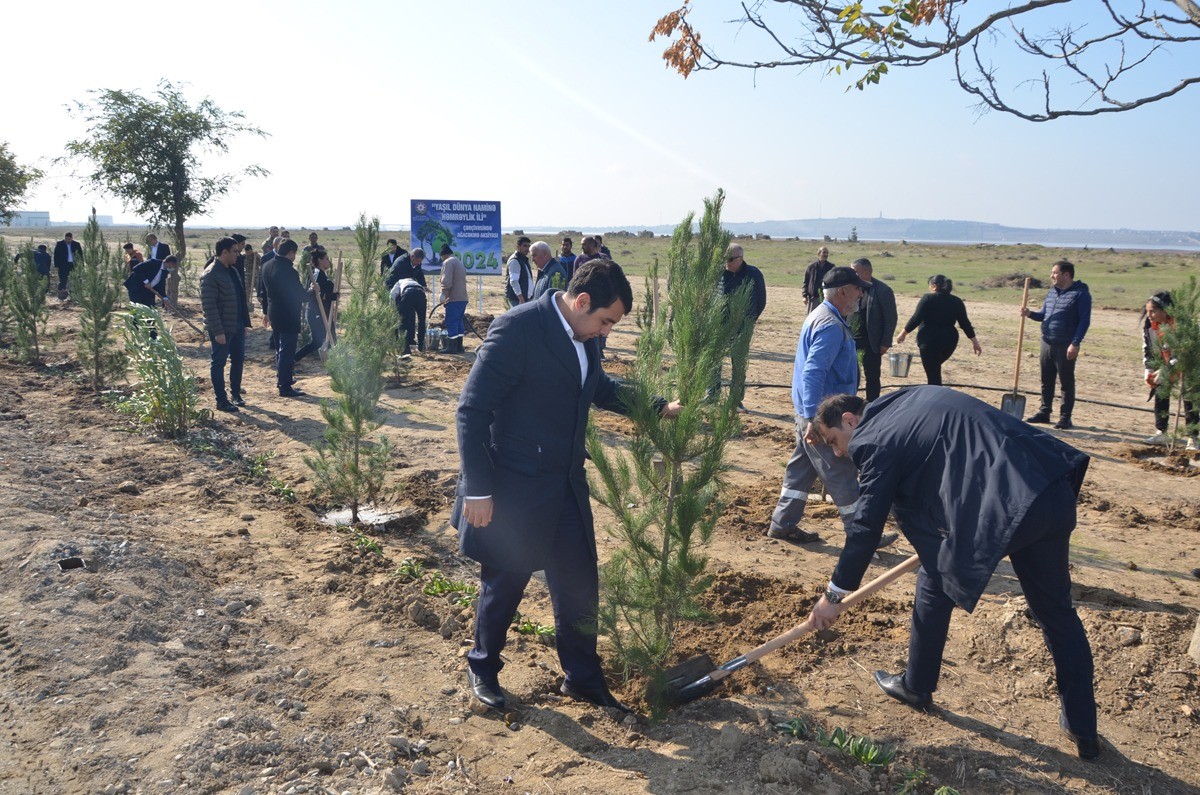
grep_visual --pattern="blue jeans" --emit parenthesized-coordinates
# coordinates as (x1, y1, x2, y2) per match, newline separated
(276, 332, 298, 391)
(209, 330, 245, 405)
(445, 300, 468, 338)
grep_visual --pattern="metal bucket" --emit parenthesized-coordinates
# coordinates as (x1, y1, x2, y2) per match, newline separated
(425, 329, 442, 352)
(887, 352, 913, 378)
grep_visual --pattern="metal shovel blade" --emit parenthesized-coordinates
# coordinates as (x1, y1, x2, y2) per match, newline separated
(650, 653, 718, 706)
(1000, 391, 1026, 418)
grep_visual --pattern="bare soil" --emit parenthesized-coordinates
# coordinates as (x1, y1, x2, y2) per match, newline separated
(1, 286, 1198, 795)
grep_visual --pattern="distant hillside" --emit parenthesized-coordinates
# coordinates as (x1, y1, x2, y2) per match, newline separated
(623, 217, 1200, 251)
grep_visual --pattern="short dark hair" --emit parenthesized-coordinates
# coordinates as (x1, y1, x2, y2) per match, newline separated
(516, 235, 531, 246)
(163, 255, 178, 264)
(215, 237, 237, 256)
(387, 238, 398, 246)
(815, 393, 866, 429)
(1053, 260, 1075, 278)
(278, 239, 300, 257)
(568, 258, 633, 315)
(852, 257, 872, 271)
(122, 242, 134, 250)
(312, 248, 330, 264)
(231, 233, 247, 244)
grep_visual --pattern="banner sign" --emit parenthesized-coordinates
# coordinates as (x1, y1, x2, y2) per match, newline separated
(410, 199, 502, 275)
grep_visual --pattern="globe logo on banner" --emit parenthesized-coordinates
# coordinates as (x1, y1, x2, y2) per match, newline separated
(409, 199, 503, 275)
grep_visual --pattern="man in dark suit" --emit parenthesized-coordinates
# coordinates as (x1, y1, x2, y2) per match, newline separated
(124, 255, 175, 308)
(802, 246, 835, 313)
(850, 257, 898, 402)
(144, 233, 171, 262)
(807, 387, 1099, 759)
(53, 232, 83, 293)
(452, 260, 680, 713)
(261, 239, 309, 397)
(380, 238, 409, 277)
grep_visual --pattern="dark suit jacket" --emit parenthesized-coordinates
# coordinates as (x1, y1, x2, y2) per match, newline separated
(53, 239, 83, 270)
(124, 259, 167, 306)
(261, 256, 309, 333)
(146, 242, 171, 262)
(384, 254, 427, 291)
(831, 386, 1088, 611)
(855, 277, 897, 353)
(380, 247, 409, 276)
(451, 290, 629, 573)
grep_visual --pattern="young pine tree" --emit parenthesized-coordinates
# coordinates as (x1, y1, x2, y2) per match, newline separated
(76, 215, 127, 391)
(1162, 276, 1200, 446)
(8, 240, 52, 363)
(586, 189, 752, 707)
(304, 214, 395, 523)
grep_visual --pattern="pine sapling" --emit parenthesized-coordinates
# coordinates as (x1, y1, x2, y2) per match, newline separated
(119, 304, 203, 437)
(76, 215, 127, 391)
(8, 241, 51, 363)
(586, 189, 752, 707)
(304, 214, 395, 523)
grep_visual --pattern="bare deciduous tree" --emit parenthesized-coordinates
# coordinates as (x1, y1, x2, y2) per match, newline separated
(651, 1, 1200, 121)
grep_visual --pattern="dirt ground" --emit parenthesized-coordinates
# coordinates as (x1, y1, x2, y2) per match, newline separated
(1, 284, 1198, 795)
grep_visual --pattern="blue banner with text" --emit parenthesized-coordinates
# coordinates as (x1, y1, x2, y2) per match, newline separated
(410, 199, 502, 275)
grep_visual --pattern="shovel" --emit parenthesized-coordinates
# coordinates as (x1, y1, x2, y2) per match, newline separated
(1000, 276, 1031, 418)
(656, 553, 921, 707)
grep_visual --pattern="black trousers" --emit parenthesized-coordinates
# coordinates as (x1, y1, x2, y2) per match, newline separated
(904, 476, 1096, 737)
(1154, 395, 1198, 434)
(1039, 341, 1077, 418)
(857, 341, 883, 401)
(467, 485, 607, 692)
(396, 289, 427, 354)
(917, 340, 957, 386)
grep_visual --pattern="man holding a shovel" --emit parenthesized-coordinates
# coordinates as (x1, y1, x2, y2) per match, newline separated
(808, 386, 1100, 759)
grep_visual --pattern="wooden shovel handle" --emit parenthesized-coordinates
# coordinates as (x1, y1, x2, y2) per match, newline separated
(713, 553, 922, 679)
(1013, 276, 1031, 394)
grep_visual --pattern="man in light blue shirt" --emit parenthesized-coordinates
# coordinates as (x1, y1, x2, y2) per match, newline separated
(769, 267, 895, 550)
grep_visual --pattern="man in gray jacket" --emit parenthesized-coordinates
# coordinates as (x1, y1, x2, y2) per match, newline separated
(850, 257, 897, 402)
(199, 237, 251, 412)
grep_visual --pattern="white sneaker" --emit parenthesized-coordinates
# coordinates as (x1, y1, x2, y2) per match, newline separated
(1145, 432, 1169, 446)
(1187, 437, 1199, 452)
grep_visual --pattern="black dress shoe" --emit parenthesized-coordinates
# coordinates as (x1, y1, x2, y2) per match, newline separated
(279, 388, 306, 398)
(1026, 410, 1052, 424)
(215, 402, 239, 413)
(560, 681, 633, 713)
(1060, 712, 1101, 760)
(230, 395, 246, 407)
(1054, 416, 1073, 430)
(466, 668, 506, 711)
(874, 670, 932, 709)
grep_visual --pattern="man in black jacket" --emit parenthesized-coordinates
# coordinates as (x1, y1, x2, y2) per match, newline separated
(850, 258, 898, 402)
(807, 387, 1099, 759)
(53, 232, 83, 294)
(802, 246, 834, 313)
(261, 239, 309, 397)
(710, 243, 767, 406)
(380, 238, 409, 277)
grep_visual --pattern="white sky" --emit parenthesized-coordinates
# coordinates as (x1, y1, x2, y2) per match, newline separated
(6, 0, 1198, 232)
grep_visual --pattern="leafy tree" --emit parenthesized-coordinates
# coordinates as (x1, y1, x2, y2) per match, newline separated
(586, 189, 751, 708)
(651, 2, 1200, 121)
(118, 304, 203, 438)
(305, 214, 396, 523)
(62, 80, 268, 300)
(414, 219, 454, 259)
(0, 143, 42, 224)
(76, 215, 127, 391)
(0, 237, 13, 340)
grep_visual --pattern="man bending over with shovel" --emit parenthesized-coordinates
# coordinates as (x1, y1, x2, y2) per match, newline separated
(807, 386, 1100, 760)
